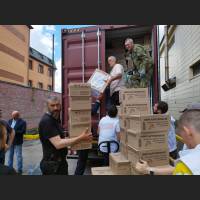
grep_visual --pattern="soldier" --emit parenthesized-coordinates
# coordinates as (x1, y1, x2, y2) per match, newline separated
(124, 38, 153, 88)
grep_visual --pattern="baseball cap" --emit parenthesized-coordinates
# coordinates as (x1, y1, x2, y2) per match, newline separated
(180, 103, 200, 113)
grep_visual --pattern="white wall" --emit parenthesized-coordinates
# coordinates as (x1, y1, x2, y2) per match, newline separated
(160, 25, 200, 120)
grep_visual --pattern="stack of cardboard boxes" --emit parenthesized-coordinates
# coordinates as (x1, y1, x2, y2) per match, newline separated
(68, 83, 92, 150)
(91, 153, 131, 175)
(119, 88, 170, 175)
(119, 88, 150, 160)
(91, 87, 171, 175)
(126, 114, 170, 175)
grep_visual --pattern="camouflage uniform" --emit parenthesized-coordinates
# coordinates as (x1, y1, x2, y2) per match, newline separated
(124, 44, 153, 88)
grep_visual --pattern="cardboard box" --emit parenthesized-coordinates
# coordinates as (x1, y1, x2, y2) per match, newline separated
(91, 167, 114, 175)
(119, 115, 127, 129)
(131, 164, 144, 175)
(121, 128, 127, 144)
(120, 142, 128, 159)
(68, 83, 91, 96)
(127, 146, 169, 167)
(68, 109, 91, 125)
(69, 123, 91, 137)
(116, 106, 122, 116)
(87, 69, 111, 93)
(69, 96, 91, 110)
(126, 114, 170, 132)
(127, 129, 168, 150)
(71, 140, 92, 151)
(121, 103, 150, 116)
(109, 152, 131, 175)
(120, 88, 149, 105)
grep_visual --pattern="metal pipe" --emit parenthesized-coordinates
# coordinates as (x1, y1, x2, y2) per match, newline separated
(164, 25, 169, 81)
(157, 25, 161, 101)
(81, 31, 85, 83)
(52, 34, 54, 91)
(97, 28, 101, 121)
(97, 28, 100, 69)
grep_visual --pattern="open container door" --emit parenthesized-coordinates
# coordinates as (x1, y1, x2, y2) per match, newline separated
(61, 26, 106, 134)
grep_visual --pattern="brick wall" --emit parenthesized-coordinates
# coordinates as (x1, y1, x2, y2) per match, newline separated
(0, 80, 61, 129)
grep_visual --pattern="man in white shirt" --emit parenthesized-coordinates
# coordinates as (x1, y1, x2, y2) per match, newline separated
(107, 56, 124, 106)
(98, 105, 121, 165)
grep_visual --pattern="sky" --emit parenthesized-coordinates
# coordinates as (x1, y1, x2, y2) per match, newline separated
(30, 25, 92, 93)
(30, 25, 165, 93)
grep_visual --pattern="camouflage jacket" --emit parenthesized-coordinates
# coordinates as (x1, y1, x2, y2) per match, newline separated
(124, 44, 153, 88)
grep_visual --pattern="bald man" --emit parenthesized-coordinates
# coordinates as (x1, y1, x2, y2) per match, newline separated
(8, 111, 26, 174)
(107, 56, 124, 106)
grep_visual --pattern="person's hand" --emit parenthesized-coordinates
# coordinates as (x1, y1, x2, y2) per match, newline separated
(80, 128, 93, 142)
(135, 159, 150, 174)
(104, 78, 112, 85)
(97, 93, 103, 101)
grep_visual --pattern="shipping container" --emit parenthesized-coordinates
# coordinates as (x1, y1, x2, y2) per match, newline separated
(61, 25, 159, 133)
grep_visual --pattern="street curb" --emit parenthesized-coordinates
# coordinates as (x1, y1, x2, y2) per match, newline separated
(24, 134, 39, 140)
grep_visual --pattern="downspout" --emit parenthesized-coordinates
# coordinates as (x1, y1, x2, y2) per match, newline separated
(52, 34, 55, 91)
(157, 25, 161, 101)
(164, 26, 169, 81)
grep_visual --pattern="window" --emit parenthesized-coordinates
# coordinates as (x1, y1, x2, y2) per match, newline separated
(190, 60, 200, 78)
(29, 60, 33, 70)
(40, 54, 44, 59)
(38, 64, 44, 73)
(48, 85, 52, 91)
(38, 82, 43, 89)
(28, 80, 33, 87)
(48, 68, 53, 77)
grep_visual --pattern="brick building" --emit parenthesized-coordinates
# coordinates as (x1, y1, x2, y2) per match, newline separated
(0, 25, 56, 91)
(0, 25, 60, 129)
(0, 25, 31, 86)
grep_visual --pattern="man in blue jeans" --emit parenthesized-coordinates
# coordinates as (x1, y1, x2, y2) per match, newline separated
(8, 111, 26, 174)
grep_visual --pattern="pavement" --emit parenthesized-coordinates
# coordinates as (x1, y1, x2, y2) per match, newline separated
(5, 139, 92, 175)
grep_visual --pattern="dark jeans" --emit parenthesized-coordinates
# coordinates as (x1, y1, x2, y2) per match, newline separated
(40, 159, 68, 175)
(170, 149, 178, 160)
(102, 152, 109, 166)
(105, 87, 111, 110)
(0, 150, 5, 165)
(74, 149, 89, 175)
(169, 149, 178, 166)
(91, 101, 100, 116)
(111, 91, 120, 106)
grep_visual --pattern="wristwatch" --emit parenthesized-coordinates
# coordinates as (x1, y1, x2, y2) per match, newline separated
(149, 168, 154, 175)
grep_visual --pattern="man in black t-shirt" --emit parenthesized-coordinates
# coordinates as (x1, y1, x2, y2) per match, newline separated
(39, 96, 92, 175)
(0, 109, 15, 164)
